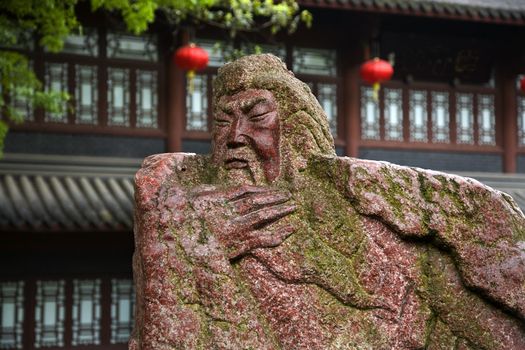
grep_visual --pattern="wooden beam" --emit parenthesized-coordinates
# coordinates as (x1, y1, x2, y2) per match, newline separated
(499, 52, 518, 173)
(343, 44, 365, 158)
(167, 31, 188, 153)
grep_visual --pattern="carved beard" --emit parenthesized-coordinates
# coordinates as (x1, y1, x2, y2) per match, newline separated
(216, 147, 268, 186)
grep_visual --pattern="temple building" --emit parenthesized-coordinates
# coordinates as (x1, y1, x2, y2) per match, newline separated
(1, 0, 525, 348)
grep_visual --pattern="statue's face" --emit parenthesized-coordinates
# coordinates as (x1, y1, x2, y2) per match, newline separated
(213, 89, 280, 184)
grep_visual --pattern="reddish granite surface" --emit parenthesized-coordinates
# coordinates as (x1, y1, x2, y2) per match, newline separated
(130, 54, 525, 349)
(131, 153, 525, 349)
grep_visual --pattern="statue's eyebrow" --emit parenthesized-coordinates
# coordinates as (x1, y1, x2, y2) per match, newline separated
(240, 97, 268, 113)
(216, 96, 268, 115)
(216, 102, 233, 115)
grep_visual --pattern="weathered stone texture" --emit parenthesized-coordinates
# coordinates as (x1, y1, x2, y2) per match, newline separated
(131, 153, 525, 349)
(131, 54, 525, 349)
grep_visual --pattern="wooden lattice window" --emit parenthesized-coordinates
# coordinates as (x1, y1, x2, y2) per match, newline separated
(34, 280, 66, 348)
(75, 65, 98, 125)
(360, 86, 380, 140)
(318, 83, 338, 136)
(0, 278, 133, 350)
(517, 76, 525, 148)
(431, 91, 450, 143)
(519, 96, 525, 147)
(360, 82, 496, 148)
(0, 282, 24, 349)
(186, 74, 209, 132)
(384, 88, 403, 141)
(3, 27, 164, 135)
(71, 279, 102, 346)
(409, 90, 428, 142)
(456, 93, 475, 144)
(110, 279, 134, 344)
(477, 94, 496, 145)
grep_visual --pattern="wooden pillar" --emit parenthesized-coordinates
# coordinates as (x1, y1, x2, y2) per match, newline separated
(343, 44, 365, 158)
(499, 52, 518, 173)
(167, 31, 188, 153)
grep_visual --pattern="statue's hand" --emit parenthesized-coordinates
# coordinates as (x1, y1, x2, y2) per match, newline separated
(190, 185, 297, 260)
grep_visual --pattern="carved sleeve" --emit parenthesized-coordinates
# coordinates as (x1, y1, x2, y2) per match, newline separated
(341, 157, 525, 322)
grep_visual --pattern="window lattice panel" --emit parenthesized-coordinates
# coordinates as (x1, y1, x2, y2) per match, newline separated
(318, 83, 338, 137)
(63, 29, 99, 56)
(519, 96, 525, 146)
(186, 74, 208, 131)
(456, 93, 474, 144)
(136, 70, 158, 128)
(44, 63, 68, 123)
(0, 281, 24, 350)
(384, 88, 403, 141)
(431, 91, 450, 143)
(75, 65, 98, 124)
(292, 47, 337, 76)
(107, 33, 158, 62)
(107, 68, 130, 127)
(477, 94, 496, 145)
(110, 279, 135, 344)
(409, 90, 428, 142)
(72, 279, 101, 346)
(360, 86, 380, 140)
(34, 280, 65, 348)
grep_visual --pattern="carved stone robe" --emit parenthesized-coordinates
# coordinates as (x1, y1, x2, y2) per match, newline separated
(131, 153, 525, 350)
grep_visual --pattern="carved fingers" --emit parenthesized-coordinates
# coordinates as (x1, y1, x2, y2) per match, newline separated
(230, 189, 292, 215)
(224, 189, 297, 259)
(189, 185, 298, 260)
(226, 224, 296, 260)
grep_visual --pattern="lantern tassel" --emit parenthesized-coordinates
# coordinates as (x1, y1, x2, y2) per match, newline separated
(187, 70, 196, 94)
(372, 82, 380, 102)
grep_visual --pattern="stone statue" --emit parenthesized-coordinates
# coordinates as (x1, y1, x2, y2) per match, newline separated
(131, 54, 525, 349)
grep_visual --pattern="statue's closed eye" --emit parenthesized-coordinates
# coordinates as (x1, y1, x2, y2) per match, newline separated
(248, 102, 274, 122)
(215, 119, 231, 127)
(249, 112, 270, 122)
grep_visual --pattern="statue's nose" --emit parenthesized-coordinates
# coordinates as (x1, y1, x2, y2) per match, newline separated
(226, 119, 248, 148)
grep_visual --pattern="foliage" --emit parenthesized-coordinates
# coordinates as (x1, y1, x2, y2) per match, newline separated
(0, 0, 312, 155)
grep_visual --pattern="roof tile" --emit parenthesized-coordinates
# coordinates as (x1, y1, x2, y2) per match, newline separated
(303, 0, 525, 23)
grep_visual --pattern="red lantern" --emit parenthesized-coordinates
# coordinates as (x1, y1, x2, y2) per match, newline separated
(173, 43, 209, 90)
(520, 76, 525, 94)
(360, 58, 394, 100)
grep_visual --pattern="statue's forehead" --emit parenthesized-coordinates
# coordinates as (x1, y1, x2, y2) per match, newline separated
(216, 89, 276, 111)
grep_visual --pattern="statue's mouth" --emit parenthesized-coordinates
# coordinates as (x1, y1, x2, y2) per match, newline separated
(225, 158, 249, 169)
